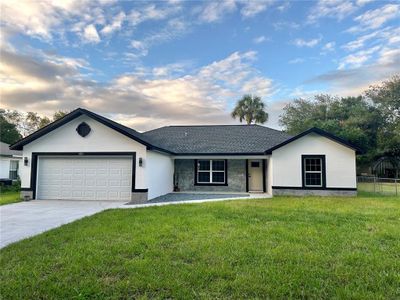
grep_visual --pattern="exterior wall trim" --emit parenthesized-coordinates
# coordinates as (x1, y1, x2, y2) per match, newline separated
(262, 159, 267, 192)
(29, 152, 136, 199)
(245, 159, 249, 192)
(132, 189, 148, 193)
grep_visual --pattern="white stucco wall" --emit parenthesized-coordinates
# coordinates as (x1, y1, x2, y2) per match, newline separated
(146, 151, 174, 200)
(0, 158, 10, 178)
(271, 133, 356, 188)
(20, 115, 148, 190)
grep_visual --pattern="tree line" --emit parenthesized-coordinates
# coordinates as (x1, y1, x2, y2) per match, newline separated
(279, 76, 399, 170)
(231, 75, 399, 170)
(0, 110, 69, 144)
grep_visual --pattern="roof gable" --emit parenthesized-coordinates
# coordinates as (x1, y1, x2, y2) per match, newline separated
(9, 108, 172, 153)
(265, 127, 364, 154)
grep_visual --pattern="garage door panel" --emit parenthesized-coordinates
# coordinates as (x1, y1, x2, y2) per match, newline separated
(37, 156, 132, 201)
(86, 169, 96, 176)
(120, 180, 130, 187)
(73, 169, 84, 176)
(72, 180, 84, 186)
(85, 179, 95, 187)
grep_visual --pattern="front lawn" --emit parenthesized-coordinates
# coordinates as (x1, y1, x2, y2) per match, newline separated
(1, 196, 399, 299)
(0, 190, 20, 206)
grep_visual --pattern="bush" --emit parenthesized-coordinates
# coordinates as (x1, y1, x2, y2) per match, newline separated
(0, 179, 21, 193)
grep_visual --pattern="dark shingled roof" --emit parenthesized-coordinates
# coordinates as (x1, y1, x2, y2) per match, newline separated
(142, 125, 292, 154)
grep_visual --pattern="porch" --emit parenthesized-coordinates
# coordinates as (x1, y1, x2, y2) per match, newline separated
(173, 158, 270, 194)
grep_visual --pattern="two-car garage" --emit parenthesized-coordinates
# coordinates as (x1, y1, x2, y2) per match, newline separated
(36, 156, 133, 201)
(11, 109, 175, 203)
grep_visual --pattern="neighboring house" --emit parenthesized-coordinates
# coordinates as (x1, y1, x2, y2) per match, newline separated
(10, 108, 362, 202)
(0, 141, 22, 181)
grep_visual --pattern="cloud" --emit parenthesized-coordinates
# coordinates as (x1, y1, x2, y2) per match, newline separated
(240, 0, 273, 18)
(198, 1, 236, 23)
(288, 58, 305, 64)
(338, 45, 381, 69)
(127, 18, 189, 59)
(348, 4, 400, 32)
(356, 0, 374, 5)
(83, 24, 101, 43)
(292, 37, 321, 48)
(253, 36, 267, 44)
(0, 0, 78, 40)
(322, 42, 335, 52)
(241, 76, 273, 96)
(197, 0, 273, 22)
(0, 0, 110, 41)
(100, 11, 126, 36)
(342, 26, 399, 51)
(308, 0, 358, 23)
(273, 21, 300, 31)
(0, 1, 183, 46)
(308, 47, 400, 95)
(276, 2, 291, 12)
(128, 3, 182, 26)
(1, 48, 275, 130)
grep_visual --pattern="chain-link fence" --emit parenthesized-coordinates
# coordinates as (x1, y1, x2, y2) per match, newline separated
(357, 176, 399, 196)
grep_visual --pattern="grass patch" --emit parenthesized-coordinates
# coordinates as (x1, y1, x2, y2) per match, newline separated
(358, 182, 399, 196)
(0, 190, 20, 206)
(1, 196, 400, 299)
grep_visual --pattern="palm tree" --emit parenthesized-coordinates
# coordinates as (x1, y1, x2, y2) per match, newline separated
(231, 94, 268, 125)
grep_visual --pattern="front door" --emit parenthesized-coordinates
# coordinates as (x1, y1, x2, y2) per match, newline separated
(248, 160, 263, 192)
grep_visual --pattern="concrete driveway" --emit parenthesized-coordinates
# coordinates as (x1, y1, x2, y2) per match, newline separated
(0, 200, 125, 248)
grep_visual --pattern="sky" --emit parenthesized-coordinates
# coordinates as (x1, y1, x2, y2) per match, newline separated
(0, 0, 399, 131)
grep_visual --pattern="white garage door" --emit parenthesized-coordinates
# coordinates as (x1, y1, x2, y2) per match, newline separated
(37, 156, 132, 201)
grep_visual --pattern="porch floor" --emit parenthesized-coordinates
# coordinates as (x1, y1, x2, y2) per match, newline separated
(147, 192, 270, 204)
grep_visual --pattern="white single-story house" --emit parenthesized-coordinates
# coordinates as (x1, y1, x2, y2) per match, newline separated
(1, 141, 22, 182)
(10, 108, 362, 202)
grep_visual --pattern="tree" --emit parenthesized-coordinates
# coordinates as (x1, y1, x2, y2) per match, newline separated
(365, 75, 400, 158)
(53, 110, 69, 121)
(0, 111, 22, 144)
(1, 110, 71, 137)
(279, 94, 383, 169)
(231, 95, 268, 125)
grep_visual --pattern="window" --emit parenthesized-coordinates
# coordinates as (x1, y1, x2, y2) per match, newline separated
(9, 160, 19, 180)
(302, 155, 325, 188)
(251, 161, 260, 168)
(196, 160, 226, 185)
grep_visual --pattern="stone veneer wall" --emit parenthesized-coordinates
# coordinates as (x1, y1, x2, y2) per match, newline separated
(272, 188, 356, 196)
(174, 159, 246, 192)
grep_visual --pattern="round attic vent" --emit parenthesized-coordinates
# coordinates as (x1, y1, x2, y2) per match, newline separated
(76, 122, 91, 137)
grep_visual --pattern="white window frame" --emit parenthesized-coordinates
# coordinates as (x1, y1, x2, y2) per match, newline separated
(304, 158, 323, 187)
(197, 159, 226, 184)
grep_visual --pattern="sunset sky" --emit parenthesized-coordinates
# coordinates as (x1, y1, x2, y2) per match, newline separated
(1, 0, 399, 130)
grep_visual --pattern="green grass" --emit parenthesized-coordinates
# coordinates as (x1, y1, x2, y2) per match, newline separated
(1, 196, 400, 299)
(0, 190, 20, 206)
(358, 182, 399, 195)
